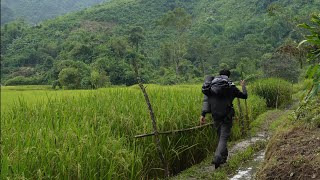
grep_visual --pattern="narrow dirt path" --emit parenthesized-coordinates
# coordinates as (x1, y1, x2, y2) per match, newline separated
(229, 150, 265, 180)
(228, 110, 288, 180)
(172, 110, 288, 180)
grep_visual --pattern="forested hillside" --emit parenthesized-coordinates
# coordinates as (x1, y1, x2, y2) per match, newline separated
(0, 0, 109, 25)
(1, 0, 319, 88)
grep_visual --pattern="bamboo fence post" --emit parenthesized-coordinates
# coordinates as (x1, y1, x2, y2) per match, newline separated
(239, 71, 247, 135)
(244, 99, 249, 132)
(237, 98, 244, 136)
(132, 59, 170, 178)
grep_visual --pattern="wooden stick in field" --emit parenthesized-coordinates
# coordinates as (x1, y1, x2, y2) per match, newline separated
(240, 71, 249, 134)
(244, 99, 249, 132)
(131, 57, 170, 177)
(135, 122, 214, 138)
(237, 98, 244, 135)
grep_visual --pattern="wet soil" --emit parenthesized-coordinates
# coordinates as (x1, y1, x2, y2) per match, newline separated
(230, 150, 265, 180)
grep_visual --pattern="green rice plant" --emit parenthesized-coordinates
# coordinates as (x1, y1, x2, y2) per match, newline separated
(245, 94, 267, 121)
(250, 78, 293, 108)
(1, 85, 266, 179)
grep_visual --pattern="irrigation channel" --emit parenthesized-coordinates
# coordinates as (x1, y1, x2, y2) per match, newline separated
(227, 132, 270, 180)
(230, 150, 265, 180)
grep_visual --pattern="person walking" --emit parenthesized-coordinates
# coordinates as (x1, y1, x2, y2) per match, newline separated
(200, 69, 247, 168)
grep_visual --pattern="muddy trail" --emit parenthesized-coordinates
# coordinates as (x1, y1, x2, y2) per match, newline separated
(229, 150, 265, 180)
(229, 110, 288, 180)
(172, 110, 287, 180)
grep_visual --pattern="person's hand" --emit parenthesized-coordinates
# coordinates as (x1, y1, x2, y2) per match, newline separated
(200, 116, 206, 125)
(240, 80, 246, 87)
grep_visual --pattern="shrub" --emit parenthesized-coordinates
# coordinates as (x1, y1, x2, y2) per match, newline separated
(80, 76, 92, 89)
(52, 80, 62, 89)
(90, 70, 110, 88)
(58, 67, 81, 89)
(295, 96, 320, 128)
(4, 76, 41, 86)
(250, 78, 292, 108)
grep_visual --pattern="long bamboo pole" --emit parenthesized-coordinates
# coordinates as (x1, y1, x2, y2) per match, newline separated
(239, 70, 247, 135)
(244, 99, 249, 131)
(135, 122, 214, 138)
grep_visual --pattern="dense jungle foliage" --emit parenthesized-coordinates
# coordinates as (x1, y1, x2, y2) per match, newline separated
(1, 0, 319, 88)
(0, 0, 109, 25)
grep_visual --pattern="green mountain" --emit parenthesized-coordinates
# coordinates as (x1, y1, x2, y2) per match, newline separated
(0, 0, 109, 25)
(1, 0, 319, 87)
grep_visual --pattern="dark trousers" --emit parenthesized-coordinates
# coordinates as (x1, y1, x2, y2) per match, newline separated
(213, 115, 232, 163)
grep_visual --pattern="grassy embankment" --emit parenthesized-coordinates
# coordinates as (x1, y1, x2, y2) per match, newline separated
(256, 82, 320, 180)
(1, 84, 266, 179)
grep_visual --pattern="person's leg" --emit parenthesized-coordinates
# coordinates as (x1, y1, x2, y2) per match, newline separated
(221, 147, 228, 164)
(213, 121, 232, 168)
(216, 121, 221, 138)
(212, 119, 221, 164)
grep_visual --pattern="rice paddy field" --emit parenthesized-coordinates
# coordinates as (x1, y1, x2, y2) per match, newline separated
(1, 85, 267, 179)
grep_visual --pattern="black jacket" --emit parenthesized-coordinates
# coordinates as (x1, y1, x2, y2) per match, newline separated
(201, 75, 247, 118)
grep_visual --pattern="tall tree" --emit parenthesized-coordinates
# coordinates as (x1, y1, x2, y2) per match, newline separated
(128, 26, 145, 52)
(187, 36, 211, 77)
(159, 8, 192, 82)
(262, 52, 300, 83)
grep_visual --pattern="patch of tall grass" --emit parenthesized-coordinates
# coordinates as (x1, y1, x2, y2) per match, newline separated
(0, 86, 95, 113)
(250, 78, 293, 108)
(295, 95, 320, 128)
(232, 94, 267, 138)
(1, 85, 52, 91)
(234, 94, 267, 120)
(1, 85, 266, 179)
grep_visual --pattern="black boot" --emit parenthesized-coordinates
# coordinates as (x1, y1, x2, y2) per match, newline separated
(212, 155, 222, 169)
(221, 155, 227, 164)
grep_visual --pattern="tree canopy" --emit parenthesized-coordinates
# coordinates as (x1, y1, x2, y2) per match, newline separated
(1, 0, 109, 25)
(1, 0, 319, 88)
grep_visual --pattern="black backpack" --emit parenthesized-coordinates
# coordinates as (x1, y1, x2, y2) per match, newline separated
(202, 76, 232, 97)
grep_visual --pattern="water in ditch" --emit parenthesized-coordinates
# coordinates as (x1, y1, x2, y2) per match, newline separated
(229, 150, 265, 180)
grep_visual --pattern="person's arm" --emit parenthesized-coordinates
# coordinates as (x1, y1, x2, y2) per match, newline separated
(201, 94, 211, 116)
(233, 80, 248, 99)
(200, 94, 211, 125)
